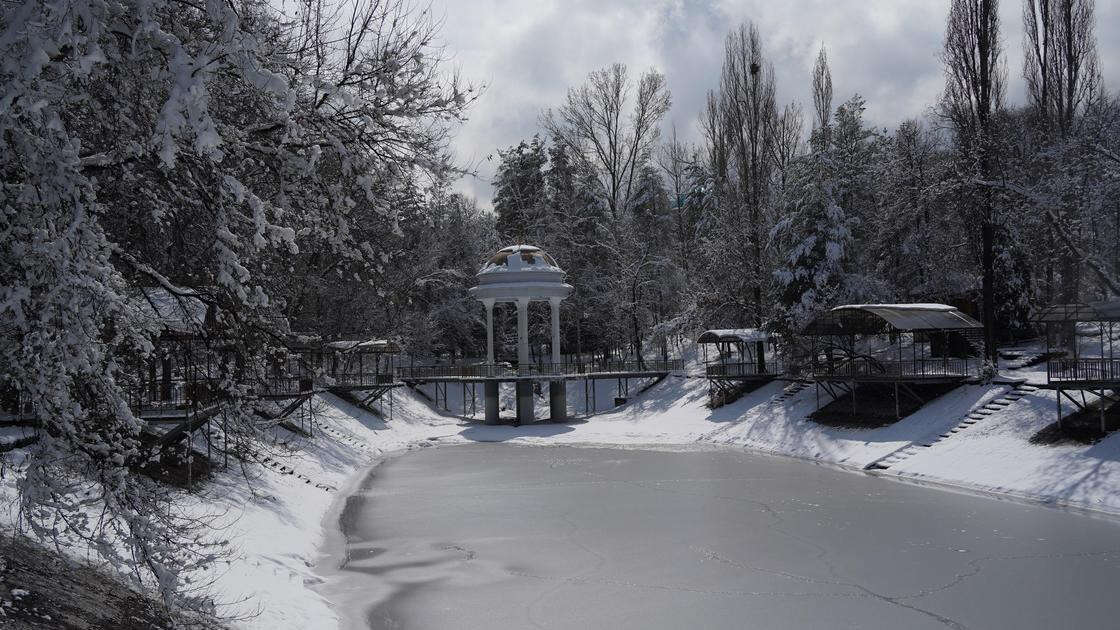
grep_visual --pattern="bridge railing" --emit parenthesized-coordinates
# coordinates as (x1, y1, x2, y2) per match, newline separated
(705, 361, 785, 378)
(323, 372, 395, 388)
(396, 359, 683, 381)
(1047, 358, 1120, 383)
(258, 376, 316, 396)
(126, 377, 225, 412)
(811, 357, 980, 380)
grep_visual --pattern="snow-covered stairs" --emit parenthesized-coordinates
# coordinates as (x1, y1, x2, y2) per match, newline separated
(309, 418, 377, 452)
(206, 430, 344, 492)
(866, 382, 1036, 471)
(770, 380, 810, 405)
(1005, 352, 1059, 370)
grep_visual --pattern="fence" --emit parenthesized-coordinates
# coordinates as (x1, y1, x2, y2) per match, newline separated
(324, 372, 394, 388)
(126, 377, 224, 412)
(812, 357, 979, 380)
(1047, 358, 1120, 383)
(396, 359, 683, 381)
(705, 361, 785, 378)
(259, 376, 316, 396)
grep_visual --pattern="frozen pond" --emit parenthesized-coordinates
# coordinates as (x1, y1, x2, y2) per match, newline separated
(321, 444, 1120, 629)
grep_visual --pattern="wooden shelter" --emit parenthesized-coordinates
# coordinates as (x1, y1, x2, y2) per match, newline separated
(802, 304, 984, 420)
(321, 338, 401, 387)
(128, 287, 231, 446)
(698, 329, 781, 406)
(130, 288, 220, 412)
(1032, 301, 1120, 432)
(277, 337, 402, 417)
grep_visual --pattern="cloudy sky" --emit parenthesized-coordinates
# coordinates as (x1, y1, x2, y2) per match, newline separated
(435, 0, 1120, 207)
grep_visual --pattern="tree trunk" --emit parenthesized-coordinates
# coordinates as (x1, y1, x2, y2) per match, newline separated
(981, 220, 996, 361)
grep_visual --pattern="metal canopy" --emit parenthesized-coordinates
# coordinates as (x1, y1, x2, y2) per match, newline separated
(697, 328, 771, 344)
(802, 303, 982, 336)
(1031, 300, 1120, 323)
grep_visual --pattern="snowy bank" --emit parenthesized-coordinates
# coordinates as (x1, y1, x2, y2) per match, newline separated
(204, 390, 464, 629)
(890, 387, 1120, 514)
(6, 367, 1119, 629)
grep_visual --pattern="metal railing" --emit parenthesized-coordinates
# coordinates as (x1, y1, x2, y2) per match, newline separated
(396, 359, 683, 381)
(705, 361, 785, 378)
(126, 377, 223, 412)
(324, 372, 394, 387)
(812, 357, 979, 379)
(259, 376, 316, 396)
(1047, 358, 1120, 383)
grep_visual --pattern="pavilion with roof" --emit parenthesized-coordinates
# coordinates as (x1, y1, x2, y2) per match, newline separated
(697, 328, 781, 407)
(1032, 300, 1120, 432)
(801, 303, 984, 422)
(468, 245, 573, 424)
(391, 245, 680, 424)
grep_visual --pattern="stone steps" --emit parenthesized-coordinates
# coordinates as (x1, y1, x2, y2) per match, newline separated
(866, 382, 1035, 472)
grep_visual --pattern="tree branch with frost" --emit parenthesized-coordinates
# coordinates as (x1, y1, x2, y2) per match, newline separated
(1096, 143, 1120, 167)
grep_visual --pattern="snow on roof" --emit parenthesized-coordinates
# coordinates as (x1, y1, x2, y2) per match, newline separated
(804, 303, 982, 335)
(478, 244, 564, 275)
(697, 328, 771, 344)
(833, 304, 981, 331)
(470, 244, 573, 303)
(839, 303, 957, 312)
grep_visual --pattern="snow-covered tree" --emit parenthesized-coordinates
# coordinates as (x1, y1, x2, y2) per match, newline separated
(772, 54, 876, 332)
(773, 150, 858, 330)
(1, 0, 474, 608)
(939, 0, 1004, 359)
(493, 136, 549, 243)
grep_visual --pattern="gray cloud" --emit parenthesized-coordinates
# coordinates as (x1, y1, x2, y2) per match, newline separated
(437, 0, 1120, 208)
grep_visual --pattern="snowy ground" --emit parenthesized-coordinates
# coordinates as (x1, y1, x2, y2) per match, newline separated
(891, 386, 1120, 513)
(3, 340, 1120, 628)
(185, 359, 1120, 628)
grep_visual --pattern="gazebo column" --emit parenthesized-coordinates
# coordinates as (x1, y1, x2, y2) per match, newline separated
(484, 380, 499, 425)
(483, 298, 495, 363)
(516, 297, 530, 370)
(480, 299, 498, 424)
(550, 297, 562, 364)
(515, 297, 534, 424)
(549, 297, 566, 421)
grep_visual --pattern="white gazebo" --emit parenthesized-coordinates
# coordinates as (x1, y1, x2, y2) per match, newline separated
(468, 245, 573, 424)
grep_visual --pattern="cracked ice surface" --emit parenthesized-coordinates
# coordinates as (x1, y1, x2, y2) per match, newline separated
(318, 444, 1120, 630)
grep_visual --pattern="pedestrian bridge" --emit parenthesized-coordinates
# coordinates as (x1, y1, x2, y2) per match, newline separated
(395, 359, 684, 383)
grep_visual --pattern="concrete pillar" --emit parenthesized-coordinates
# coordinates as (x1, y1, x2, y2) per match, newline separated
(483, 298, 495, 363)
(516, 380, 534, 424)
(550, 297, 561, 365)
(550, 381, 567, 422)
(484, 380, 499, 425)
(516, 297, 530, 373)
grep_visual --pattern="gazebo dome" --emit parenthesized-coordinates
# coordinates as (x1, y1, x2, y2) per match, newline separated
(469, 245, 572, 302)
(479, 245, 563, 275)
